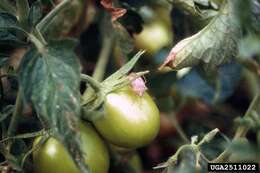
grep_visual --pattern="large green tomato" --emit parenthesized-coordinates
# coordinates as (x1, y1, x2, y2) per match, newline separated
(33, 123, 110, 173)
(93, 86, 160, 148)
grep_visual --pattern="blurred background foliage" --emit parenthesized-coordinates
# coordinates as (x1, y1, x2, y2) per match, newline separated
(0, 0, 260, 173)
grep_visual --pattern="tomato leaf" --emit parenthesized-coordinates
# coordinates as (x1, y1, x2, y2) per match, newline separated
(37, 0, 84, 39)
(0, 105, 14, 122)
(0, 0, 16, 15)
(234, 0, 260, 33)
(18, 40, 90, 173)
(172, 0, 219, 18)
(101, 0, 127, 22)
(0, 12, 17, 28)
(0, 12, 27, 45)
(160, 0, 241, 71)
(103, 50, 145, 84)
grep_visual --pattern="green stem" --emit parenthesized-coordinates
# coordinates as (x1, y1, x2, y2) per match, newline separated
(81, 74, 104, 106)
(213, 92, 260, 163)
(213, 79, 221, 104)
(233, 92, 260, 139)
(16, 0, 30, 29)
(82, 36, 113, 99)
(92, 37, 113, 82)
(36, 0, 72, 34)
(0, 0, 16, 16)
(28, 34, 45, 53)
(7, 90, 23, 137)
(33, 28, 47, 45)
(81, 74, 103, 92)
(243, 69, 260, 99)
(0, 25, 46, 53)
(1, 129, 46, 143)
(21, 133, 49, 168)
(170, 113, 190, 144)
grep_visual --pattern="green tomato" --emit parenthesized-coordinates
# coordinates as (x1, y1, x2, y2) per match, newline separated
(93, 86, 160, 148)
(134, 21, 172, 55)
(33, 123, 110, 173)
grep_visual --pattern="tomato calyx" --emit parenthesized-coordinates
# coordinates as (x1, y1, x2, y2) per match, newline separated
(81, 51, 150, 121)
(81, 71, 149, 121)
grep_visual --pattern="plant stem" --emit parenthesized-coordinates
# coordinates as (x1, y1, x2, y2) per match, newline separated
(170, 113, 190, 144)
(7, 90, 23, 137)
(33, 28, 47, 45)
(92, 37, 113, 82)
(81, 74, 103, 92)
(29, 34, 45, 53)
(0, 0, 16, 16)
(233, 92, 260, 139)
(243, 69, 260, 99)
(1, 129, 46, 143)
(213, 92, 260, 163)
(36, 0, 72, 34)
(82, 36, 113, 99)
(213, 79, 221, 104)
(16, 0, 30, 29)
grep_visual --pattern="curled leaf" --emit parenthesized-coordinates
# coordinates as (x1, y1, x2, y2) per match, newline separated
(101, 0, 127, 22)
(160, 0, 241, 71)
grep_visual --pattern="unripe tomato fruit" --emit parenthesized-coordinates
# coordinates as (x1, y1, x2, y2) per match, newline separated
(33, 123, 109, 173)
(93, 86, 160, 148)
(134, 21, 172, 55)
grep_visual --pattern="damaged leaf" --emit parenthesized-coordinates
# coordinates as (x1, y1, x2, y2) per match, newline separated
(19, 40, 90, 173)
(160, 0, 241, 71)
(171, 0, 220, 20)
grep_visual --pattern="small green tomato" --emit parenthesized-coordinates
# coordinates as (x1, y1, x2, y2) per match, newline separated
(33, 123, 110, 173)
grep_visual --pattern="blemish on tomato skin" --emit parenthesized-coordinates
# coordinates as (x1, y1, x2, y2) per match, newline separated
(128, 73, 148, 96)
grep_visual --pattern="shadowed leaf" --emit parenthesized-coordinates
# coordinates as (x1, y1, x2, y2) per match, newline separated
(0, 12, 26, 45)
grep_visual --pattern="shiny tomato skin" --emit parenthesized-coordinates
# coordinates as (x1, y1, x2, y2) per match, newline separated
(33, 123, 109, 173)
(93, 86, 160, 148)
